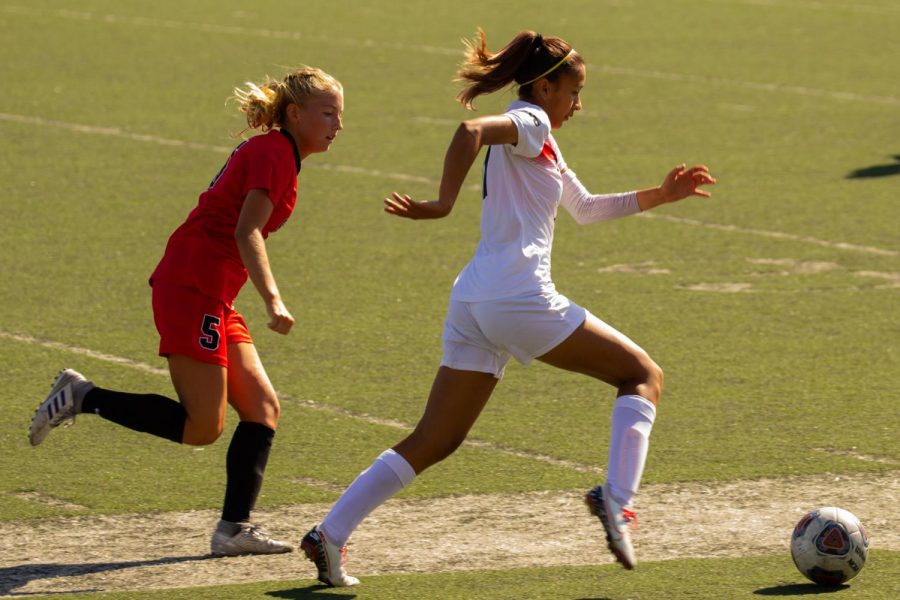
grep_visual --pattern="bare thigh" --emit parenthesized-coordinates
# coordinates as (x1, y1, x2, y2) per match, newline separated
(393, 366, 499, 474)
(537, 312, 663, 404)
(226, 342, 280, 429)
(167, 353, 228, 445)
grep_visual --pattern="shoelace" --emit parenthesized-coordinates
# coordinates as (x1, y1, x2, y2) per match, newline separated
(246, 525, 276, 541)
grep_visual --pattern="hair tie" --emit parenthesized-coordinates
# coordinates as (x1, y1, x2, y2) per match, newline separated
(533, 33, 543, 50)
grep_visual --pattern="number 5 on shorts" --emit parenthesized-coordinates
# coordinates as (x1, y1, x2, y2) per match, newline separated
(199, 314, 222, 351)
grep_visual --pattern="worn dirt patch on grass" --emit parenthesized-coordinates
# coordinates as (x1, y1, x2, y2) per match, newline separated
(1, 471, 897, 596)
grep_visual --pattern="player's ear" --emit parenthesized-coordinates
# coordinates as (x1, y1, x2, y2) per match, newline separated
(286, 102, 303, 123)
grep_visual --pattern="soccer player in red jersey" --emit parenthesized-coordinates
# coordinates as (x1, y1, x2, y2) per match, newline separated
(30, 67, 344, 556)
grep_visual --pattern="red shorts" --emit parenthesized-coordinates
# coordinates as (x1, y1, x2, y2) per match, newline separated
(151, 281, 253, 367)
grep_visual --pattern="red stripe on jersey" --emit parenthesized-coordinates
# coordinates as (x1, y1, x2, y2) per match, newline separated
(540, 140, 558, 164)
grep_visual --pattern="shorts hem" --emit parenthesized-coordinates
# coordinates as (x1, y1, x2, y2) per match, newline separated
(524, 307, 588, 362)
(158, 349, 229, 368)
(439, 359, 505, 379)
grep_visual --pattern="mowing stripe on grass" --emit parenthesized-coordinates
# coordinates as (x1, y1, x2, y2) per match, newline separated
(2, 111, 896, 259)
(1, 329, 599, 475)
(4, 5, 899, 107)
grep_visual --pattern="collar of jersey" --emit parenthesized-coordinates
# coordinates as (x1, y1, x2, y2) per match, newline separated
(278, 129, 302, 173)
(506, 99, 546, 115)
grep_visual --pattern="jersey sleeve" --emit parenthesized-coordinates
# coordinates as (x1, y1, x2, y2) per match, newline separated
(506, 107, 551, 158)
(241, 142, 280, 199)
(560, 169, 640, 224)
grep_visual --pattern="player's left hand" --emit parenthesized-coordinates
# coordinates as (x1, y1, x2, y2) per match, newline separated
(266, 297, 294, 335)
(660, 164, 716, 203)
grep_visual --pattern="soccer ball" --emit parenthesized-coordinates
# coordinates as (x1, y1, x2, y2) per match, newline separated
(790, 507, 869, 585)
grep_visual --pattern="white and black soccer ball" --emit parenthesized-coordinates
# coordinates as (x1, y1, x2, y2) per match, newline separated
(790, 507, 870, 585)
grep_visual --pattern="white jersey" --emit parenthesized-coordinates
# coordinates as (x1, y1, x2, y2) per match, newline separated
(450, 100, 640, 303)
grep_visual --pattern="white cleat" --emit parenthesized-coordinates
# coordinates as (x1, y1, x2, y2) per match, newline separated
(29, 369, 95, 447)
(210, 521, 294, 556)
(301, 525, 360, 587)
(585, 482, 638, 569)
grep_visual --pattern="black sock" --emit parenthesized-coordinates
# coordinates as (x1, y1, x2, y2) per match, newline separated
(81, 388, 186, 443)
(221, 421, 275, 523)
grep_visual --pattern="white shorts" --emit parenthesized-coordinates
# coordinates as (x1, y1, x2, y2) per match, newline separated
(441, 292, 587, 378)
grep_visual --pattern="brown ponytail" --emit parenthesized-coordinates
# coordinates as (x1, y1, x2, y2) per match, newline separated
(455, 28, 583, 109)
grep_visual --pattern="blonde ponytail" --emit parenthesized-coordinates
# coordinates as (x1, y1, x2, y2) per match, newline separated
(232, 67, 342, 132)
(233, 79, 281, 131)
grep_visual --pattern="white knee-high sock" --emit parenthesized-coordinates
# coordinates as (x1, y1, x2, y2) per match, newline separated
(606, 394, 656, 508)
(320, 448, 416, 547)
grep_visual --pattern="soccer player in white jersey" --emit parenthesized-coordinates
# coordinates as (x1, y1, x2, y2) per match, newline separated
(301, 29, 716, 586)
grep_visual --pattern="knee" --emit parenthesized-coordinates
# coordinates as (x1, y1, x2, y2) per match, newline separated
(621, 352, 663, 405)
(183, 419, 224, 446)
(264, 394, 281, 425)
(235, 393, 280, 429)
(643, 359, 664, 404)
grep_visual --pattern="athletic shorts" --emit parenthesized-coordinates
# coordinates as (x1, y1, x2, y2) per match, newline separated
(151, 281, 253, 367)
(441, 291, 587, 378)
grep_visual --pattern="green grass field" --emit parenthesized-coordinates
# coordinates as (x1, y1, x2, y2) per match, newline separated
(1, 0, 898, 598)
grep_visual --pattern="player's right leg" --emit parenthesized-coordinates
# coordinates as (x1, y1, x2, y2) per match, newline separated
(303, 366, 498, 586)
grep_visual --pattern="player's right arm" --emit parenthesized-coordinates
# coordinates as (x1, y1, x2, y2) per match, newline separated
(383, 115, 517, 219)
(234, 189, 294, 335)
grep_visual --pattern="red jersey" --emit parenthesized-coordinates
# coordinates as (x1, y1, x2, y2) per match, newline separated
(150, 129, 301, 304)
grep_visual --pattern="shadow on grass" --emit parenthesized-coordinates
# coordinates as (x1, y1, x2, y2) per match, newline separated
(0, 555, 211, 596)
(754, 583, 850, 595)
(268, 585, 357, 599)
(847, 155, 900, 179)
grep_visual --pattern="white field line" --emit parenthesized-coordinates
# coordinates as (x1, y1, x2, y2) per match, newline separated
(698, 0, 900, 16)
(0, 112, 443, 188)
(4, 5, 900, 107)
(590, 64, 900, 106)
(3, 110, 897, 258)
(0, 330, 598, 474)
(639, 213, 899, 257)
(0, 331, 169, 376)
(1, 5, 459, 57)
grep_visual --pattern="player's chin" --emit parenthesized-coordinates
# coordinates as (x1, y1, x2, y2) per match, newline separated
(317, 137, 336, 152)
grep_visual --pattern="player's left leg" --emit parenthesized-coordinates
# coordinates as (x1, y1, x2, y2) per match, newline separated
(538, 311, 662, 569)
(209, 341, 292, 557)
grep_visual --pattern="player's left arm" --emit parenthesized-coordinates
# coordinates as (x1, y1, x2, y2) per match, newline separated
(384, 115, 517, 219)
(636, 164, 716, 211)
(235, 189, 294, 335)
